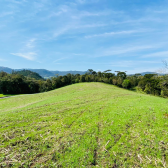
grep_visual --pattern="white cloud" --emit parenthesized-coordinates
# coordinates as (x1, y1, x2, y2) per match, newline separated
(46, 5, 69, 18)
(85, 30, 144, 38)
(53, 27, 70, 38)
(11, 52, 36, 60)
(75, 23, 108, 29)
(72, 10, 109, 19)
(53, 57, 68, 63)
(26, 38, 36, 48)
(87, 60, 158, 67)
(80, 11, 106, 17)
(1, 0, 168, 72)
(94, 45, 157, 58)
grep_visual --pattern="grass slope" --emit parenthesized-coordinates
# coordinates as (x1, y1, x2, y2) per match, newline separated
(0, 94, 17, 98)
(0, 94, 6, 98)
(0, 83, 168, 167)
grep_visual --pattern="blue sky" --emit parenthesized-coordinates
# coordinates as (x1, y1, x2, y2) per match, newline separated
(0, 0, 168, 73)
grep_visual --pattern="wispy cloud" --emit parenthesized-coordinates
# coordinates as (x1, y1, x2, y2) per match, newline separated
(83, 60, 158, 66)
(94, 45, 158, 58)
(109, 60, 159, 68)
(53, 57, 68, 63)
(10, 38, 37, 61)
(85, 30, 145, 38)
(74, 23, 108, 29)
(1, 0, 168, 72)
(80, 11, 108, 17)
(25, 38, 36, 49)
(72, 10, 109, 19)
(46, 5, 69, 18)
(53, 27, 70, 38)
(11, 52, 36, 60)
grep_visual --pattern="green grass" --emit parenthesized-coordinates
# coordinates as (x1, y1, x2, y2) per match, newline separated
(0, 94, 18, 98)
(0, 82, 168, 167)
(0, 94, 10, 98)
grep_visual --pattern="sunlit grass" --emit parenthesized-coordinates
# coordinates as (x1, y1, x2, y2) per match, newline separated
(0, 94, 18, 98)
(0, 94, 7, 98)
(0, 83, 168, 167)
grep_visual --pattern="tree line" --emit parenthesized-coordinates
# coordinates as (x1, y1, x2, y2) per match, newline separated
(0, 69, 168, 97)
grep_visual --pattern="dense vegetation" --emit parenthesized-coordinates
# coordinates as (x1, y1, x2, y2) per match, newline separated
(0, 69, 168, 97)
(0, 83, 168, 167)
(13, 70, 44, 80)
(0, 71, 40, 94)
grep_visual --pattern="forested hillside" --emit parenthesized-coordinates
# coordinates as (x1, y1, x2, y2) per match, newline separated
(13, 70, 43, 80)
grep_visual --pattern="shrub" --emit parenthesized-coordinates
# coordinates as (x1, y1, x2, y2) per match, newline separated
(122, 79, 131, 89)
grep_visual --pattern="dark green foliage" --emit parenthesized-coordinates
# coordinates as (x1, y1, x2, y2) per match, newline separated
(13, 70, 44, 80)
(85, 75, 91, 82)
(138, 78, 147, 90)
(160, 77, 168, 97)
(117, 72, 127, 79)
(127, 75, 139, 87)
(122, 79, 131, 89)
(144, 74, 155, 79)
(0, 71, 39, 94)
(138, 77, 161, 95)
(0, 71, 8, 77)
(80, 75, 85, 82)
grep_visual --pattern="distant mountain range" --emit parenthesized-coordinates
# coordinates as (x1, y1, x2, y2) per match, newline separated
(0, 66, 161, 78)
(130, 72, 159, 76)
(0, 66, 86, 78)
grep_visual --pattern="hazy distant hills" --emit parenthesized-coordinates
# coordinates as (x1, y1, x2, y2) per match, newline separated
(0, 66, 86, 78)
(130, 72, 158, 76)
(138, 72, 157, 76)
(0, 66, 13, 74)
(0, 66, 160, 78)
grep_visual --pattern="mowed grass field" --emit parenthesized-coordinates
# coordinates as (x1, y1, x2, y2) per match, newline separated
(0, 83, 168, 167)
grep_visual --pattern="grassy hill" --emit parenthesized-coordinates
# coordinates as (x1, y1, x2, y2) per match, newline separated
(0, 83, 168, 167)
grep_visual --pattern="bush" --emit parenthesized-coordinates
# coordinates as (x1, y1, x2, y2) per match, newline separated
(161, 89, 168, 97)
(122, 79, 131, 89)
